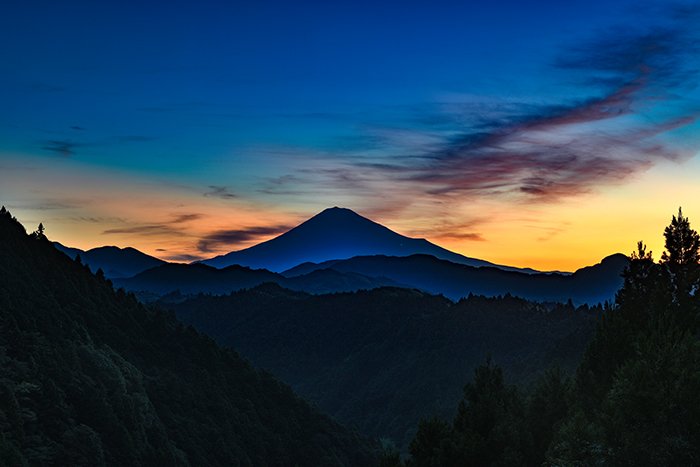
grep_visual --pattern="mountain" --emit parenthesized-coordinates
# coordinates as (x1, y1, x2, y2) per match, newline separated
(115, 263, 280, 295)
(283, 253, 629, 304)
(54, 242, 166, 278)
(114, 262, 400, 298)
(0, 207, 377, 465)
(202, 207, 538, 273)
(53, 241, 84, 258)
(165, 284, 598, 452)
(284, 268, 401, 294)
(117, 251, 626, 304)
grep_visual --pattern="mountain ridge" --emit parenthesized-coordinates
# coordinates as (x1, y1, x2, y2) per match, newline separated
(54, 242, 166, 278)
(283, 252, 628, 304)
(117, 251, 626, 304)
(201, 207, 540, 273)
(114, 261, 401, 298)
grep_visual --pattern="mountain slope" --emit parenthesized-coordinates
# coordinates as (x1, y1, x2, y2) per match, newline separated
(117, 252, 626, 304)
(114, 262, 399, 297)
(283, 253, 628, 304)
(202, 207, 537, 273)
(166, 284, 598, 452)
(0, 208, 377, 466)
(54, 242, 166, 278)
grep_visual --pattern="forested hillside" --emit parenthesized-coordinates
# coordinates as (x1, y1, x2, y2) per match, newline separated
(394, 209, 700, 466)
(0, 207, 377, 466)
(167, 285, 598, 451)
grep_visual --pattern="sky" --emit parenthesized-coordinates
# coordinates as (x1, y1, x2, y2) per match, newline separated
(1, 0, 700, 271)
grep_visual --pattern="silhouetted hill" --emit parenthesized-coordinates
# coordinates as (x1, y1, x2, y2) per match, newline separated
(53, 241, 84, 258)
(165, 284, 598, 452)
(117, 250, 625, 304)
(54, 242, 166, 278)
(115, 263, 280, 295)
(0, 208, 377, 466)
(283, 253, 629, 304)
(284, 268, 401, 294)
(114, 262, 399, 297)
(202, 207, 537, 273)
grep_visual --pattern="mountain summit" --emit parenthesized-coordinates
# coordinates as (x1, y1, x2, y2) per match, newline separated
(202, 207, 534, 273)
(54, 243, 165, 279)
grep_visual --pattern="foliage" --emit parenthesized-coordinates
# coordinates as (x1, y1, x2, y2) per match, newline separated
(404, 363, 570, 467)
(166, 284, 597, 452)
(0, 207, 377, 466)
(661, 207, 700, 267)
(401, 207, 700, 466)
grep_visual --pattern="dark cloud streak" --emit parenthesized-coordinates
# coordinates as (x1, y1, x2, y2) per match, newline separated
(164, 253, 203, 263)
(102, 225, 179, 236)
(171, 213, 203, 224)
(204, 185, 237, 199)
(349, 7, 700, 205)
(41, 140, 81, 157)
(197, 225, 290, 253)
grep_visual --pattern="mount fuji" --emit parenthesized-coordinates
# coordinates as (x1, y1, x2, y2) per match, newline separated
(201, 207, 538, 273)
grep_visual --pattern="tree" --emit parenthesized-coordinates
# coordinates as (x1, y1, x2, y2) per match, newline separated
(659, 207, 700, 324)
(526, 368, 571, 465)
(615, 241, 668, 326)
(33, 223, 46, 239)
(408, 208, 700, 466)
(661, 207, 700, 267)
(598, 331, 700, 465)
(408, 417, 452, 467)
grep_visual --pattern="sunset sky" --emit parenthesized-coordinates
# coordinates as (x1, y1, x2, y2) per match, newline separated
(2, 0, 700, 271)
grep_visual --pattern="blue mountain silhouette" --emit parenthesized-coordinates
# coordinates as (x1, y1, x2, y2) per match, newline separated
(202, 207, 538, 273)
(54, 243, 165, 278)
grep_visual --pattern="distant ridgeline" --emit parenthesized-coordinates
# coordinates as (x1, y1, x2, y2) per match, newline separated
(0, 206, 378, 466)
(115, 253, 626, 305)
(53, 242, 166, 279)
(54, 207, 628, 305)
(381, 208, 700, 466)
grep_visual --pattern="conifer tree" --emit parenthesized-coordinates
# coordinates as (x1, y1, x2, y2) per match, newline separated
(661, 207, 700, 267)
(34, 222, 46, 239)
(659, 208, 700, 320)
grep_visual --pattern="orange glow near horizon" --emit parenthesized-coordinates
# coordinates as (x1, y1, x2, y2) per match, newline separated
(2, 153, 699, 272)
(3, 0, 700, 274)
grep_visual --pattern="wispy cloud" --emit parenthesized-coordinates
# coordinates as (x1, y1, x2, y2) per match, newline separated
(204, 185, 237, 199)
(102, 224, 179, 236)
(38, 133, 155, 158)
(102, 212, 203, 236)
(164, 253, 203, 262)
(70, 215, 124, 223)
(41, 140, 82, 157)
(431, 232, 485, 242)
(8, 199, 88, 211)
(419, 8, 698, 201)
(293, 7, 697, 209)
(171, 213, 204, 224)
(197, 225, 290, 253)
(402, 218, 489, 243)
(245, 5, 700, 248)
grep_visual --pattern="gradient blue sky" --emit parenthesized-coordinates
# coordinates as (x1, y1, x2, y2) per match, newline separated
(2, 0, 699, 270)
